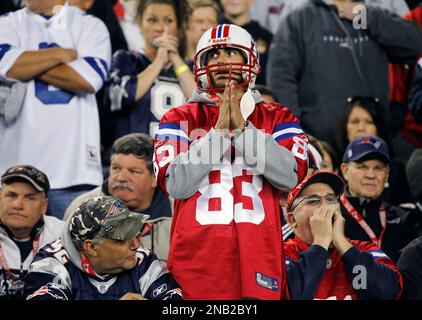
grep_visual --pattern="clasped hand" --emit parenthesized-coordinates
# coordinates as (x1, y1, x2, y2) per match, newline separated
(214, 80, 246, 132)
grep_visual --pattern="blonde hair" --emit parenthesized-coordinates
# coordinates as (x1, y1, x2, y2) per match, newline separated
(187, 0, 220, 21)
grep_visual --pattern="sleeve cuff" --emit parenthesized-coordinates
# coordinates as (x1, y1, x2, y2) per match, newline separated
(340, 246, 361, 265)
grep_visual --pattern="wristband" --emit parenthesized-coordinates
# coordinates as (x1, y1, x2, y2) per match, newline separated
(175, 64, 189, 77)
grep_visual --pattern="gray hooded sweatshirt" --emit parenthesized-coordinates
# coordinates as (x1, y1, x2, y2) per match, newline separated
(267, 0, 422, 143)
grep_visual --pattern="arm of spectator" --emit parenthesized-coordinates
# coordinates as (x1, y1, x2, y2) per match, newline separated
(266, 14, 302, 117)
(65, 14, 111, 94)
(341, 245, 402, 300)
(38, 62, 94, 93)
(409, 60, 422, 123)
(286, 245, 329, 300)
(169, 51, 196, 99)
(24, 253, 73, 300)
(365, 6, 422, 64)
(138, 251, 183, 300)
(234, 106, 308, 188)
(232, 121, 299, 190)
(0, 14, 68, 82)
(397, 239, 422, 300)
(153, 107, 232, 199)
(5, 48, 76, 81)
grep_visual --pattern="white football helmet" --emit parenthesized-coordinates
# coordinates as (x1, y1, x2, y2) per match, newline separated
(194, 24, 261, 92)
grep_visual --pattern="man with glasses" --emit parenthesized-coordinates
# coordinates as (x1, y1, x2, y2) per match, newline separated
(284, 171, 402, 300)
(340, 135, 419, 263)
(23, 196, 182, 300)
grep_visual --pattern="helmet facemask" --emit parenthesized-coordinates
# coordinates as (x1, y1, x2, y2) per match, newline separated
(194, 25, 261, 95)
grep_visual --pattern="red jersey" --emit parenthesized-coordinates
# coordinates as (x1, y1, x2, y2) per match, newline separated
(153, 100, 308, 299)
(284, 237, 403, 300)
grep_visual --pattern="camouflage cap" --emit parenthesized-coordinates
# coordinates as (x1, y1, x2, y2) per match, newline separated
(69, 196, 150, 242)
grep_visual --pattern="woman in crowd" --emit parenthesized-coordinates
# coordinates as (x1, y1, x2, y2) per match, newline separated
(335, 97, 412, 206)
(105, 0, 195, 143)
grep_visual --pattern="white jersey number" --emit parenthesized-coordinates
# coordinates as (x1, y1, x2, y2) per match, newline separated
(150, 82, 185, 136)
(196, 162, 265, 225)
(35, 42, 74, 105)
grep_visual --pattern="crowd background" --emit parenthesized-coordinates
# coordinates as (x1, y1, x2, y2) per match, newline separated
(1, 0, 422, 300)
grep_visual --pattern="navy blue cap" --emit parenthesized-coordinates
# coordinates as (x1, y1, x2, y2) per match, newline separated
(343, 135, 390, 164)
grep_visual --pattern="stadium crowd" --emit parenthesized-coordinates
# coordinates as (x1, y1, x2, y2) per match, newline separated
(1, 0, 422, 300)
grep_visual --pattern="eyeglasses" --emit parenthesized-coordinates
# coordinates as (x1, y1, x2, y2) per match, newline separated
(290, 194, 339, 212)
(346, 96, 380, 105)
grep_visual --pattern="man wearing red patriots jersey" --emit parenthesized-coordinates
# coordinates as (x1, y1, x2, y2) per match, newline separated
(153, 24, 309, 300)
(284, 172, 402, 300)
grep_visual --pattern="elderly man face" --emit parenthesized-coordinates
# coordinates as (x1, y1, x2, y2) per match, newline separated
(341, 158, 390, 200)
(108, 153, 157, 211)
(0, 181, 48, 239)
(84, 236, 142, 274)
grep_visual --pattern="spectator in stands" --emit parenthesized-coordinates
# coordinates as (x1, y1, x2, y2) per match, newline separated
(253, 84, 278, 103)
(219, 0, 272, 85)
(405, 149, 422, 229)
(249, 0, 410, 35)
(69, 0, 128, 54)
(185, 0, 220, 61)
(267, 0, 422, 145)
(340, 135, 419, 263)
(114, 0, 145, 52)
(319, 140, 339, 173)
(285, 171, 402, 300)
(307, 135, 324, 176)
(0, 0, 111, 219)
(105, 0, 195, 143)
(64, 133, 172, 262)
(24, 196, 182, 300)
(153, 23, 309, 299)
(409, 57, 422, 124)
(398, 148, 422, 300)
(335, 96, 412, 206)
(0, 165, 64, 300)
(389, 3, 422, 166)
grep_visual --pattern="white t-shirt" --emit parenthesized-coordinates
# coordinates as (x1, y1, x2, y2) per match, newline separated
(0, 4, 111, 189)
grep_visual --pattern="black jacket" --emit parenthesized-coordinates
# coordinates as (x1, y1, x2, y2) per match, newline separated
(341, 194, 419, 263)
(397, 234, 422, 300)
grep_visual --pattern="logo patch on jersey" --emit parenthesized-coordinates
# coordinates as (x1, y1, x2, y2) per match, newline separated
(153, 283, 168, 297)
(86, 145, 99, 163)
(326, 259, 332, 269)
(255, 272, 279, 292)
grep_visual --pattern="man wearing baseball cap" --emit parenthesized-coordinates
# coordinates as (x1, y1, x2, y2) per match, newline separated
(23, 196, 182, 300)
(340, 135, 419, 263)
(0, 165, 64, 300)
(284, 171, 402, 300)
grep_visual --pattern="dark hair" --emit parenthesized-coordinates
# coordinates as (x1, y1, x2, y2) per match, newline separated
(335, 97, 390, 155)
(111, 133, 154, 174)
(320, 140, 339, 172)
(136, 0, 191, 57)
(253, 84, 278, 102)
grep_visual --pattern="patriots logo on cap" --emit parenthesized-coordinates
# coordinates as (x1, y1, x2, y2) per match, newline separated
(357, 137, 381, 149)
